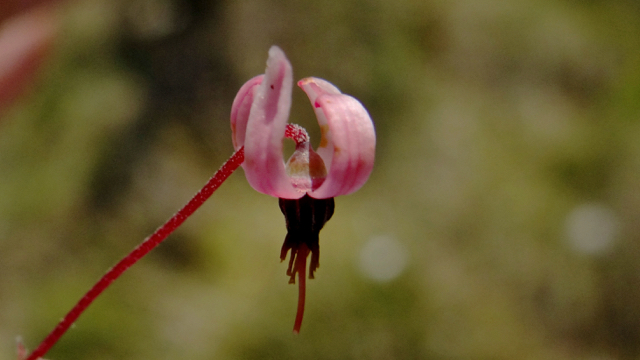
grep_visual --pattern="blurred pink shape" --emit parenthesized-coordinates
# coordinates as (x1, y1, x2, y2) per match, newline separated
(0, 4, 57, 113)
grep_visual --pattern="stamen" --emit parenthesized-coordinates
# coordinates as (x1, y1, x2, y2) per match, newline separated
(309, 244, 320, 279)
(287, 248, 297, 283)
(278, 195, 335, 333)
(293, 243, 309, 334)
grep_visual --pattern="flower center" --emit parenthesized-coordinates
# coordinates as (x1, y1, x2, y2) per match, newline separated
(284, 124, 327, 193)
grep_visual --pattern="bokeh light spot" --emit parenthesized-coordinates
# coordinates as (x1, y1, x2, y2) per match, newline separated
(565, 203, 620, 255)
(358, 235, 409, 282)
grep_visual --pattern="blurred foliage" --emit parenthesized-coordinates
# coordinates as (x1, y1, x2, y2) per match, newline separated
(2, 0, 640, 359)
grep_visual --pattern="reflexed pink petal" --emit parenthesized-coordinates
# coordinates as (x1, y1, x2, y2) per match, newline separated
(243, 46, 301, 199)
(298, 77, 341, 169)
(308, 93, 375, 199)
(298, 78, 341, 103)
(230, 75, 263, 150)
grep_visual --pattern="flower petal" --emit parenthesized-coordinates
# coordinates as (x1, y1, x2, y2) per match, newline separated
(243, 46, 301, 199)
(307, 91, 376, 199)
(230, 75, 263, 150)
(298, 78, 341, 169)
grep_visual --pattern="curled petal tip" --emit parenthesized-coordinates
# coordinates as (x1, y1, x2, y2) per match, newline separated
(268, 45, 286, 58)
(298, 77, 341, 103)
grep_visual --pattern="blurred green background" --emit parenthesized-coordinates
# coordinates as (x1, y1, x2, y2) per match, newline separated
(2, 0, 640, 359)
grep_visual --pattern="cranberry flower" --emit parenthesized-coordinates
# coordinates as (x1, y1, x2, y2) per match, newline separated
(231, 46, 375, 199)
(231, 46, 375, 333)
(21, 46, 374, 360)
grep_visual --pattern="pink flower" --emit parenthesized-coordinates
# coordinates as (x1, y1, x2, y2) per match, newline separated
(230, 46, 376, 333)
(231, 45, 375, 200)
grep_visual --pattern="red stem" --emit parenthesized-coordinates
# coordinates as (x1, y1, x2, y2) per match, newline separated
(292, 244, 309, 334)
(25, 147, 245, 360)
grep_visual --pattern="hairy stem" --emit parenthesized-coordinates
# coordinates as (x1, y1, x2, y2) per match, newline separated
(25, 147, 245, 360)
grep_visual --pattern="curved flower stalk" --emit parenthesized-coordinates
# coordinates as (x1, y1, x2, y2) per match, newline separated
(231, 46, 375, 333)
(21, 45, 374, 360)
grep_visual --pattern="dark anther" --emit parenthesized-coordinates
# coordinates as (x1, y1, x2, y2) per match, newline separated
(278, 194, 335, 282)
